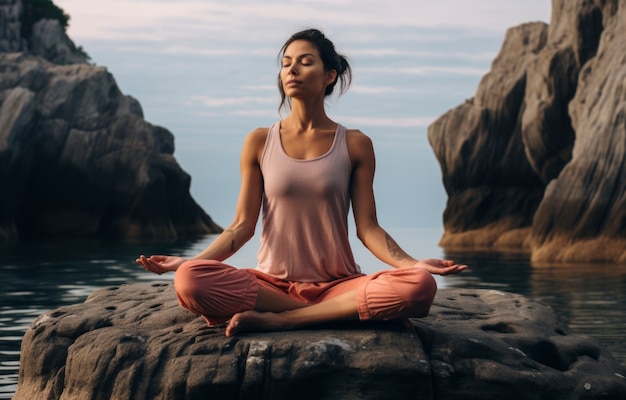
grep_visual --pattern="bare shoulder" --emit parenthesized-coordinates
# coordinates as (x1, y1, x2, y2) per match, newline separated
(346, 128, 373, 146)
(245, 127, 269, 143)
(241, 127, 270, 163)
(243, 127, 270, 148)
(345, 128, 374, 161)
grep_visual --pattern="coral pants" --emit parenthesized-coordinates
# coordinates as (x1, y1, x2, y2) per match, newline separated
(174, 260, 437, 326)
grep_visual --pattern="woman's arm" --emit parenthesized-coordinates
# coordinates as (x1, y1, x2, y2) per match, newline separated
(347, 130, 467, 275)
(136, 128, 267, 273)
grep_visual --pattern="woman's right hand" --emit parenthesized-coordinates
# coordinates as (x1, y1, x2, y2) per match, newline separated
(135, 255, 187, 275)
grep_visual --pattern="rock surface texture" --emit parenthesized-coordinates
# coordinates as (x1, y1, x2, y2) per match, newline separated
(0, 0, 221, 241)
(15, 282, 626, 400)
(427, 0, 626, 263)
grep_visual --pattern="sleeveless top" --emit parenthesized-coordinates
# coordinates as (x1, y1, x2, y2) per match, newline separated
(256, 122, 360, 282)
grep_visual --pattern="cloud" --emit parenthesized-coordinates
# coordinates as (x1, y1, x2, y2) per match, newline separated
(360, 66, 488, 77)
(350, 48, 497, 62)
(185, 95, 275, 108)
(188, 108, 277, 119)
(351, 85, 407, 95)
(56, 0, 551, 44)
(230, 109, 278, 117)
(239, 85, 277, 91)
(336, 115, 436, 128)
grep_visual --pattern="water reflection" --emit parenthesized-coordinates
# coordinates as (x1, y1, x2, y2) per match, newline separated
(443, 250, 626, 367)
(0, 238, 624, 398)
(0, 237, 201, 399)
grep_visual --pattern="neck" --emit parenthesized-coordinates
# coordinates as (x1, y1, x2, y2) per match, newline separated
(284, 96, 333, 130)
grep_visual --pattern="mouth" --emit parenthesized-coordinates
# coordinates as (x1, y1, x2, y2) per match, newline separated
(285, 79, 302, 86)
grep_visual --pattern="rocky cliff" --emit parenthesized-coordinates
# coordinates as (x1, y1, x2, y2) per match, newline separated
(428, 0, 626, 263)
(14, 283, 626, 399)
(0, 0, 221, 241)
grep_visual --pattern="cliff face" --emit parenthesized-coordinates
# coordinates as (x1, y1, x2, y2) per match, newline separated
(0, 0, 221, 241)
(0, 0, 24, 53)
(428, 0, 626, 263)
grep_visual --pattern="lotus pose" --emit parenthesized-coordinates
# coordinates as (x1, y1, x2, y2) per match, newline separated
(136, 29, 467, 337)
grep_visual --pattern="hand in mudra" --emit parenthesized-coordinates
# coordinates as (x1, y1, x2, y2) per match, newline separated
(135, 255, 187, 275)
(414, 258, 468, 276)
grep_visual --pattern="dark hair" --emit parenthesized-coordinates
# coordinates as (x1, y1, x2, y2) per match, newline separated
(277, 29, 352, 111)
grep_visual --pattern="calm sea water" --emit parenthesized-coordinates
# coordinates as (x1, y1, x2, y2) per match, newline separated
(1, 229, 625, 398)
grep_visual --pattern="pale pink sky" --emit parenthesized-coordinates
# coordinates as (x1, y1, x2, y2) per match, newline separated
(55, 0, 552, 42)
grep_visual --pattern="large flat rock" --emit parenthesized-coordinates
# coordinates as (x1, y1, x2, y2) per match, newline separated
(15, 282, 626, 399)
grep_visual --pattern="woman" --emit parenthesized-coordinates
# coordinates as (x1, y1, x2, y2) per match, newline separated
(136, 29, 467, 337)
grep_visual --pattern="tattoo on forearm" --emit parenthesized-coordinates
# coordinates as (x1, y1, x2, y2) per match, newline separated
(385, 233, 411, 260)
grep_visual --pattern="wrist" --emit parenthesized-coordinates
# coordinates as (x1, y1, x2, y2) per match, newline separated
(398, 259, 419, 268)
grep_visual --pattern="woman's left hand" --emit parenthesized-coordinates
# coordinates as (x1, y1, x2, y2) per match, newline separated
(414, 258, 468, 276)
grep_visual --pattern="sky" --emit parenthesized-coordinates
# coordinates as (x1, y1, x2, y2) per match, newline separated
(50, 0, 552, 258)
(55, 1, 552, 41)
(53, 0, 552, 97)
(52, 0, 552, 137)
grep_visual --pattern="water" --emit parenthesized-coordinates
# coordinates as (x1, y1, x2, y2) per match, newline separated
(442, 250, 626, 364)
(1, 229, 625, 398)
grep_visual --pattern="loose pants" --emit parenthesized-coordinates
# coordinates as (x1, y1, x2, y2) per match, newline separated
(174, 259, 437, 326)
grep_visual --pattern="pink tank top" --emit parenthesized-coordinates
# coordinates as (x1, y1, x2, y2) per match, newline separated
(256, 122, 360, 282)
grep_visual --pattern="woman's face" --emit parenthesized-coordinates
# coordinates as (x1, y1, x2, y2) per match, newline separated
(280, 40, 336, 101)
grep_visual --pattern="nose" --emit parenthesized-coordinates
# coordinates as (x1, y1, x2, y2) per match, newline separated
(287, 63, 298, 75)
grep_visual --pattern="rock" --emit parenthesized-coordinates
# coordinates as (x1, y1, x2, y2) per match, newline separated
(0, 52, 221, 241)
(0, 0, 221, 241)
(427, 22, 547, 252)
(0, 0, 24, 53)
(427, 0, 626, 263)
(15, 283, 626, 399)
(530, 0, 626, 263)
(29, 18, 88, 65)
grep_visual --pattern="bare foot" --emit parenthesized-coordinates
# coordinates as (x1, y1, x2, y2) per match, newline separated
(225, 310, 289, 337)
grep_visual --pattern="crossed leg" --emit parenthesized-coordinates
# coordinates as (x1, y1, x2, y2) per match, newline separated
(226, 267, 436, 336)
(226, 288, 359, 337)
(174, 260, 436, 337)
